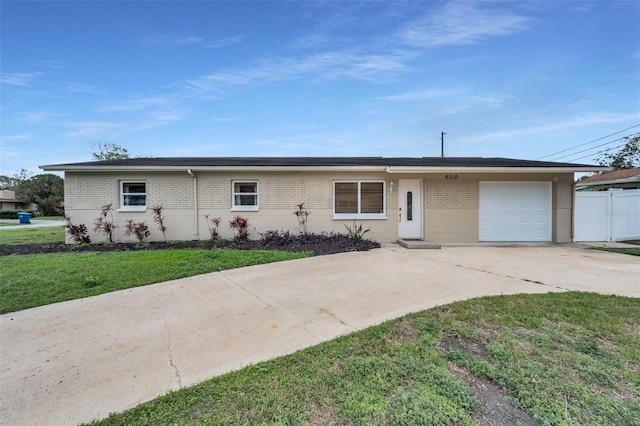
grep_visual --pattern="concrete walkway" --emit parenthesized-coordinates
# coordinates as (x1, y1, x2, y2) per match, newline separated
(1, 244, 638, 425)
(0, 219, 64, 230)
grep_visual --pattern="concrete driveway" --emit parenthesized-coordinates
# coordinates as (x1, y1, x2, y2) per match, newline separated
(1, 244, 638, 425)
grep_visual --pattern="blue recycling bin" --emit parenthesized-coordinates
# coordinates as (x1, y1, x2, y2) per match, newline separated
(17, 212, 32, 224)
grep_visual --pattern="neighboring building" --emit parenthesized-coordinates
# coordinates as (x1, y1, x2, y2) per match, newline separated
(576, 168, 640, 191)
(0, 189, 36, 212)
(41, 157, 606, 244)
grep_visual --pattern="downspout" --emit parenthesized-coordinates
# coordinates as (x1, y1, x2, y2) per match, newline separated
(571, 180, 576, 242)
(187, 169, 199, 240)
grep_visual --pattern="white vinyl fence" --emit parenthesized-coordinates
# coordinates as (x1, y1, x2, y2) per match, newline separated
(574, 189, 640, 242)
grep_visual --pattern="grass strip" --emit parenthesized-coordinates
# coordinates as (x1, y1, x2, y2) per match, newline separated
(0, 226, 65, 244)
(592, 246, 640, 256)
(87, 292, 640, 426)
(0, 249, 311, 314)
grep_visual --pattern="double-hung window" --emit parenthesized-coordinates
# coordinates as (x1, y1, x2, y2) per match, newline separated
(232, 181, 259, 211)
(333, 181, 386, 219)
(120, 181, 146, 211)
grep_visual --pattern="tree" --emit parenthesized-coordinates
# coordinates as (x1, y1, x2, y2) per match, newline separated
(596, 133, 640, 170)
(1, 169, 33, 189)
(91, 142, 130, 160)
(0, 175, 13, 190)
(15, 174, 64, 216)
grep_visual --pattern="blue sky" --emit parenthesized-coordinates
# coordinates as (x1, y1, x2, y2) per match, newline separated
(1, 1, 639, 176)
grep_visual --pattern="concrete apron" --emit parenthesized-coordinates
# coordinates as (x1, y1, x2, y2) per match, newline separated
(1, 245, 638, 425)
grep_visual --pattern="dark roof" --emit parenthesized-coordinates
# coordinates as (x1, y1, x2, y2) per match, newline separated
(41, 156, 602, 169)
(578, 167, 640, 184)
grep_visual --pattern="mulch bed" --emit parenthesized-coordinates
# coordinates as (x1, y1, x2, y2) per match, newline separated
(0, 233, 380, 256)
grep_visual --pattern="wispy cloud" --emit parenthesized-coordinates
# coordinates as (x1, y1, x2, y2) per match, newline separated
(54, 82, 105, 95)
(0, 134, 32, 143)
(0, 72, 40, 87)
(62, 121, 126, 138)
(131, 110, 186, 131)
(34, 60, 66, 69)
(458, 112, 639, 144)
(378, 89, 459, 101)
(439, 95, 512, 115)
(98, 96, 172, 112)
(204, 36, 244, 49)
(16, 112, 61, 123)
(397, 2, 531, 48)
(179, 50, 414, 96)
(140, 33, 243, 48)
(62, 108, 186, 138)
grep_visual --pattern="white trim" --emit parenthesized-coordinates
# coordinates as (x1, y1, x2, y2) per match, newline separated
(231, 180, 259, 211)
(398, 179, 423, 239)
(42, 165, 611, 173)
(333, 180, 386, 220)
(119, 180, 146, 211)
(117, 206, 146, 212)
(479, 181, 552, 242)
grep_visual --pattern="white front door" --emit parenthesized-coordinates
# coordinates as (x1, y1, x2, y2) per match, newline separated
(398, 179, 423, 239)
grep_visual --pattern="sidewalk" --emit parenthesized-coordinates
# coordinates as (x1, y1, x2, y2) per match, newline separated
(1, 244, 638, 425)
(0, 219, 64, 230)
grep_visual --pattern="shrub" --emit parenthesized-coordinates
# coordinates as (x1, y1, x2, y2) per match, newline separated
(205, 215, 222, 240)
(294, 203, 310, 234)
(0, 210, 36, 219)
(344, 218, 370, 242)
(151, 205, 168, 241)
(124, 220, 150, 243)
(229, 215, 250, 241)
(53, 203, 90, 244)
(93, 203, 117, 243)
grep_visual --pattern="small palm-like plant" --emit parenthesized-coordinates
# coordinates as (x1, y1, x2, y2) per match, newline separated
(229, 215, 250, 241)
(343, 218, 370, 242)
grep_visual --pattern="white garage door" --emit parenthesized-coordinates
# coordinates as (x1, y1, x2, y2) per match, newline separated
(479, 182, 551, 242)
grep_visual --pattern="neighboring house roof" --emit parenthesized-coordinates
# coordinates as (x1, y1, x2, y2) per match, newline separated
(40, 157, 608, 173)
(577, 168, 640, 188)
(0, 190, 22, 203)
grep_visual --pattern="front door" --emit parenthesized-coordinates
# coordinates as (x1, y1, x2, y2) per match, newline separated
(398, 179, 423, 239)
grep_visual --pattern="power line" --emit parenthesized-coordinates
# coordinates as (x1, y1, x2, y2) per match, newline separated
(541, 64, 637, 117)
(548, 134, 630, 161)
(536, 124, 640, 160)
(563, 141, 629, 163)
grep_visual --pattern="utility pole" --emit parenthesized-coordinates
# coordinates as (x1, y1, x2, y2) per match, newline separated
(441, 131, 446, 158)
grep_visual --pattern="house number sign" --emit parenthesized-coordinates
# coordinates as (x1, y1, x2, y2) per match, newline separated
(445, 174, 459, 179)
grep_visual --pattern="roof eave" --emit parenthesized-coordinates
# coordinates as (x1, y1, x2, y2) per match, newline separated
(41, 165, 611, 173)
(576, 176, 640, 187)
(383, 166, 610, 174)
(40, 165, 387, 172)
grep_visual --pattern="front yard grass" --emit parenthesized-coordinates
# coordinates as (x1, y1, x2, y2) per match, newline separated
(88, 292, 640, 426)
(0, 249, 311, 314)
(0, 226, 65, 244)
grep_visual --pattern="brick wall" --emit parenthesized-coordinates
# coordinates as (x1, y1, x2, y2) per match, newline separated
(424, 177, 479, 209)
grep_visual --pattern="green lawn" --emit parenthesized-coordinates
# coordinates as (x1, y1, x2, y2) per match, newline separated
(593, 246, 640, 256)
(87, 292, 640, 426)
(0, 226, 65, 244)
(0, 249, 311, 314)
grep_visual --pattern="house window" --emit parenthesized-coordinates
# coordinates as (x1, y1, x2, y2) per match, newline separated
(120, 181, 146, 211)
(333, 181, 386, 219)
(232, 181, 259, 211)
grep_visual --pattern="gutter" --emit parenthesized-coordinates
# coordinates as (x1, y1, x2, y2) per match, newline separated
(41, 165, 611, 174)
(187, 169, 199, 240)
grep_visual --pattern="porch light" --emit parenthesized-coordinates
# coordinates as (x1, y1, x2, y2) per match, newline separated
(388, 180, 394, 193)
